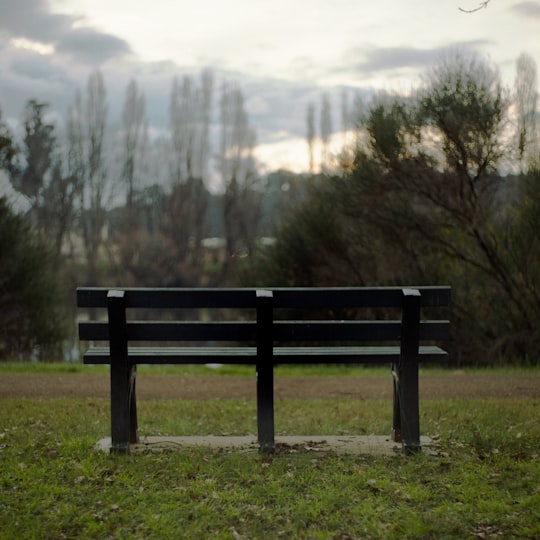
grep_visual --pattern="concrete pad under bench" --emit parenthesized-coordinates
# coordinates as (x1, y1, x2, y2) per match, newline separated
(96, 435, 439, 456)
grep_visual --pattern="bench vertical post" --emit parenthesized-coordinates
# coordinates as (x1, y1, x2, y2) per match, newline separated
(256, 289, 275, 453)
(398, 288, 422, 453)
(391, 366, 401, 443)
(107, 290, 138, 453)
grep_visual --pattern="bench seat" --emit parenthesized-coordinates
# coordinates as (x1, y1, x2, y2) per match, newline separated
(84, 345, 448, 364)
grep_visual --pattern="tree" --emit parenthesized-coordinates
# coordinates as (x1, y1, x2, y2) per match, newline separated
(8, 101, 79, 267)
(10, 101, 56, 221)
(41, 159, 80, 268)
(218, 83, 261, 280)
(0, 109, 16, 172)
(320, 93, 332, 172)
(69, 70, 109, 285)
(248, 51, 540, 364)
(420, 51, 506, 178)
(169, 70, 214, 184)
(110, 80, 151, 282)
(162, 70, 214, 286)
(121, 79, 147, 220)
(514, 52, 538, 170)
(358, 52, 540, 363)
(243, 177, 364, 287)
(0, 197, 66, 360)
(360, 52, 532, 362)
(306, 103, 315, 174)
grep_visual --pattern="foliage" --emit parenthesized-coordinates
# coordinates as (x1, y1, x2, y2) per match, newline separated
(420, 51, 506, 176)
(244, 178, 361, 287)
(11, 100, 56, 205)
(0, 197, 67, 360)
(0, 108, 16, 171)
(1, 390, 539, 539)
(6, 101, 80, 267)
(247, 51, 540, 366)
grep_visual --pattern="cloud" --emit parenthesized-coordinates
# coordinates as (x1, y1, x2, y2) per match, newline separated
(56, 28, 131, 64)
(10, 49, 70, 82)
(0, 0, 132, 64)
(511, 1, 540, 17)
(0, 0, 78, 43)
(0, 38, 79, 123)
(236, 76, 321, 141)
(346, 41, 491, 75)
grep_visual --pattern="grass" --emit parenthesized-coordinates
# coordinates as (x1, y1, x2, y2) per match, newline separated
(1, 361, 539, 377)
(1, 383, 540, 538)
(0, 361, 392, 377)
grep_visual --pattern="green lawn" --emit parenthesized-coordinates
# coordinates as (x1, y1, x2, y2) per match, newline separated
(1, 371, 539, 538)
(1, 361, 538, 376)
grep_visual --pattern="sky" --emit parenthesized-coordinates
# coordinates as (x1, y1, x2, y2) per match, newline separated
(0, 0, 539, 174)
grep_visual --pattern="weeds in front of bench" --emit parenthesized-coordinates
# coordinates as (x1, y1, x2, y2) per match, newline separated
(1, 398, 539, 539)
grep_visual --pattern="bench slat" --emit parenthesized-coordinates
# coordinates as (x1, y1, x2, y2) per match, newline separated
(84, 346, 256, 364)
(271, 287, 450, 308)
(84, 345, 447, 365)
(79, 321, 258, 342)
(274, 321, 449, 341)
(77, 288, 259, 309)
(79, 320, 450, 342)
(77, 286, 451, 309)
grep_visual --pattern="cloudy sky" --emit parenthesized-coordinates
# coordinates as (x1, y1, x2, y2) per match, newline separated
(0, 0, 539, 172)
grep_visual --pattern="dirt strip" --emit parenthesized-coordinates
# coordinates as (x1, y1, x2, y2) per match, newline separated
(0, 373, 538, 399)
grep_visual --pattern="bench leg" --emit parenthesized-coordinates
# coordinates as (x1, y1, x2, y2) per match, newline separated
(129, 366, 139, 444)
(399, 289, 422, 454)
(256, 290, 275, 453)
(394, 361, 421, 454)
(256, 363, 275, 453)
(107, 290, 138, 454)
(401, 367, 421, 454)
(111, 363, 139, 453)
(391, 364, 402, 443)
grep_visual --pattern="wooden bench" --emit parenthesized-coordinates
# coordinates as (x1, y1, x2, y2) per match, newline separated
(77, 286, 451, 454)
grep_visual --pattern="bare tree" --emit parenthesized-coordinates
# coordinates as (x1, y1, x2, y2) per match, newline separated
(107, 79, 150, 282)
(341, 90, 351, 144)
(218, 82, 260, 277)
(320, 93, 332, 172)
(169, 69, 214, 184)
(164, 70, 214, 285)
(170, 75, 195, 183)
(306, 103, 315, 174)
(42, 157, 80, 269)
(195, 69, 214, 181)
(514, 52, 538, 171)
(69, 70, 109, 285)
(121, 79, 147, 220)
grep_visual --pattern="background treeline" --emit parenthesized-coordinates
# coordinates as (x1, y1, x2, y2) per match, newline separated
(0, 68, 310, 361)
(1, 50, 539, 366)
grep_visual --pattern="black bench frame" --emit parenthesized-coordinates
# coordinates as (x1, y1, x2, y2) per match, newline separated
(77, 286, 451, 454)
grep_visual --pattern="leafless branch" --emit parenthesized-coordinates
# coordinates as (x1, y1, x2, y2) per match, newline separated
(459, 0, 491, 13)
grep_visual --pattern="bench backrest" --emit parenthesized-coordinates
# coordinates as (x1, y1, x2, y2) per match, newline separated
(77, 286, 450, 346)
